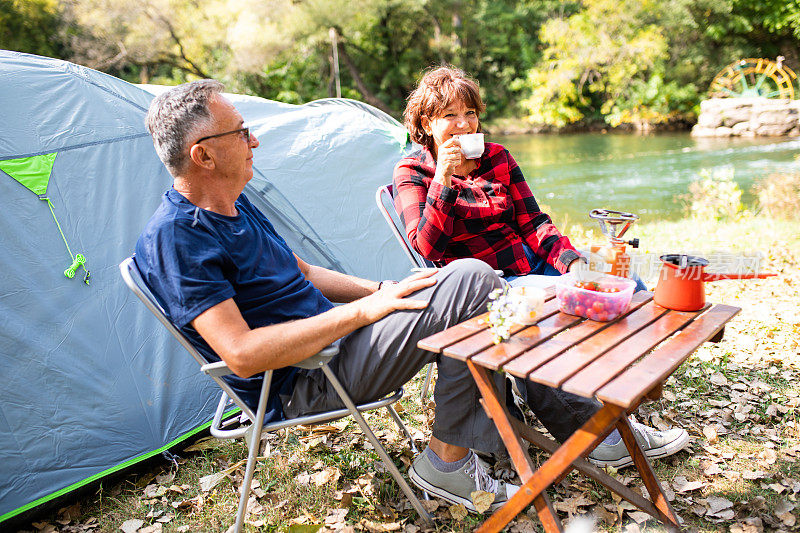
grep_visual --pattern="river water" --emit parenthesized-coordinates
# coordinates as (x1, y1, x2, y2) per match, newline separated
(492, 132, 800, 224)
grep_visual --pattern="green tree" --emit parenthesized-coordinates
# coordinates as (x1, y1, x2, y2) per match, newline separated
(0, 0, 65, 58)
(519, 0, 679, 127)
(63, 0, 233, 82)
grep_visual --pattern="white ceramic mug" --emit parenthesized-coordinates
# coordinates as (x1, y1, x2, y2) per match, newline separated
(457, 133, 485, 159)
(509, 286, 546, 325)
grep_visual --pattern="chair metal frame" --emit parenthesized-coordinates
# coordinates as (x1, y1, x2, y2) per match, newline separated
(375, 184, 436, 399)
(119, 257, 432, 532)
(375, 184, 439, 270)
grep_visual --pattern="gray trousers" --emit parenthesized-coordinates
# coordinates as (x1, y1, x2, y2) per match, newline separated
(282, 259, 600, 454)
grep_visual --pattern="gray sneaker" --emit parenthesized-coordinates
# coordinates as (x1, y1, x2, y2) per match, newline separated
(409, 451, 519, 513)
(588, 421, 689, 469)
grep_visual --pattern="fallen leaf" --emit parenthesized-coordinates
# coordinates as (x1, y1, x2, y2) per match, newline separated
(420, 500, 439, 512)
(554, 494, 594, 517)
(675, 479, 706, 493)
(709, 509, 736, 520)
(155, 470, 176, 484)
(182, 437, 218, 452)
(704, 464, 723, 476)
(311, 466, 341, 486)
(729, 520, 763, 533)
(471, 490, 495, 514)
(509, 514, 539, 533)
(758, 448, 777, 465)
(57, 502, 81, 523)
(705, 495, 734, 517)
(156, 514, 174, 524)
(743, 470, 769, 480)
(143, 483, 167, 498)
(768, 483, 786, 493)
(779, 512, 797, 527)
(119, 519, 144, 533)
(710, 373, 728, 386)
(449, 503, 468, 521)
(703, 425, 718, 444)
(359, 520, 401, 532)
(199, 472, 226, 492)
(324, 508, 348, 527)
(775, 500, 795, 513)
(722, 470, 741, 480)
(593, 504, 618, 525)
(627, 510, 652, 524)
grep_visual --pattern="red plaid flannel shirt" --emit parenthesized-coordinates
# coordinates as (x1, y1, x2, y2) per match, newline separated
(392, 142, 581, 275)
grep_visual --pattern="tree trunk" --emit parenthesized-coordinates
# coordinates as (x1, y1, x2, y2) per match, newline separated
(336, 41, 394, 115)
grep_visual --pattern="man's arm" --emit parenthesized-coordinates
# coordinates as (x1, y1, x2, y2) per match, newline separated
(191, 270, 437, 378)
(294, 254, 379, 303)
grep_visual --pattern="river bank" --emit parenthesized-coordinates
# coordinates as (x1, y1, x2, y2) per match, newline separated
(484, 116, 695, 136)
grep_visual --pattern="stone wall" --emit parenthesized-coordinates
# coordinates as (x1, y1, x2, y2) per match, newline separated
(691, 97, 800, 137)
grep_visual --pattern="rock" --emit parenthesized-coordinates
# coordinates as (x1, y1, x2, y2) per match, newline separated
(698, 113, 723, 128)
(722, 109, 753, 127)
(756, 124, 794, 136)
(731, 121, 751, 135)
(754, 110, 797, 126)
(691, 125, 718, 137)
(695, 97, 799, 137)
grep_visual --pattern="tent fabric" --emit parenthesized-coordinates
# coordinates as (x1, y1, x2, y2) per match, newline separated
(0, 50, 415, 522)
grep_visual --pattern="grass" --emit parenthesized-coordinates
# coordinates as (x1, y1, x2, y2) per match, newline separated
(15, 214, 800, 533)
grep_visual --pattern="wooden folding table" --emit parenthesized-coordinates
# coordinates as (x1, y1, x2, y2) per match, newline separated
(418, 289, 740, 532)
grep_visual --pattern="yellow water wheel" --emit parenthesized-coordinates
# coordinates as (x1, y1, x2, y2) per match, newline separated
(709, 57, 797, 99)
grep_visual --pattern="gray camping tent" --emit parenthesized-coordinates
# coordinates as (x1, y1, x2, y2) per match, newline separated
(0, 50, 413, 523)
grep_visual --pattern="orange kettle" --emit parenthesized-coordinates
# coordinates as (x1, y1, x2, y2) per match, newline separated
(654, 254, 776, 311)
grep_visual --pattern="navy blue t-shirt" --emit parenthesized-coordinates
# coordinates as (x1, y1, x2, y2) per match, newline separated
(135, 188, 334, 421)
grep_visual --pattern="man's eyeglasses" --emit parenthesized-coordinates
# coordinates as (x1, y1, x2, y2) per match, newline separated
(195, 127, 251, 145)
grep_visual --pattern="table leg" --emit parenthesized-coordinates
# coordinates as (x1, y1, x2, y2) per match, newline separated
(533, 492, 563, 533)
(476, 404, 627, 532)
(509, 417, 662, 519)
(617, 417, 682, 530)
(467, 360, 536, 480)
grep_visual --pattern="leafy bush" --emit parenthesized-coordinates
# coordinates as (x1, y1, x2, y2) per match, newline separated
(754, 172, 800, 220)
(684, 167, 743, 221)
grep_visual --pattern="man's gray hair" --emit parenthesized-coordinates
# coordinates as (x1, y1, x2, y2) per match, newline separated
(145, 80, 225, 175)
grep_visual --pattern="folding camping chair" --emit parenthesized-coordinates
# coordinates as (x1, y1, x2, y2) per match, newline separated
(119, 257, 432, 533)
(375, 184, 437, 399)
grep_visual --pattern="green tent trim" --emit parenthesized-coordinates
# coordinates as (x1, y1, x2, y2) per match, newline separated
(0, 153, 57, 196)
(0, 408, 240, 524)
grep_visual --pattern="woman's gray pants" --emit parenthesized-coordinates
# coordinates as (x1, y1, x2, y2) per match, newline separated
(282, 259, 600, 454)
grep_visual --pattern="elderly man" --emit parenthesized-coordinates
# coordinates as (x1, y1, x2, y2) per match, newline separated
(135, 80, 687, 515)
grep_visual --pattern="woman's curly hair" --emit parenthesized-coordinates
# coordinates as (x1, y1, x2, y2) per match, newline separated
(403, 66, 485, 154)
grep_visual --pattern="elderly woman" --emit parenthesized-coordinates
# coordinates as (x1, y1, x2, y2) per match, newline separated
(394, 67, 687, 501)
(393, 66, 583, 283)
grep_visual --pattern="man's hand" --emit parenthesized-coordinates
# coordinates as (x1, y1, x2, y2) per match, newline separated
(192, 268, 438, 378)
(433, 138, 464, 187)
(356, 269, 438, 323)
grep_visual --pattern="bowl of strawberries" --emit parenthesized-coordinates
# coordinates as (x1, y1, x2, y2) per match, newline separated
(556, 272, 636, 322)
